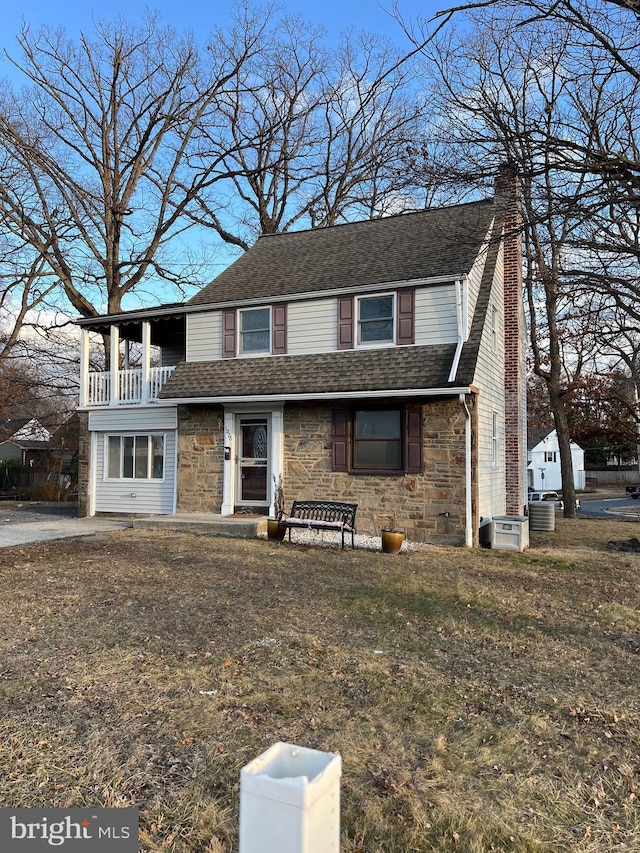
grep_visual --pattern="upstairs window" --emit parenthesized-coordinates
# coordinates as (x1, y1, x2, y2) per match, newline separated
(223, 305, 287, 358)
(107, 434, 164, 480)
(338, 290, 414, 350)
(239, 307, 271, 354)
(357, 294, 395, 345)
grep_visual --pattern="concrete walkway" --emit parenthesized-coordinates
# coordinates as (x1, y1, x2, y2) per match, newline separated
(0, 516, 132, 549)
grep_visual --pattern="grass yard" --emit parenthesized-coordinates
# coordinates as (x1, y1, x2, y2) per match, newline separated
(0, 517, 639, 852)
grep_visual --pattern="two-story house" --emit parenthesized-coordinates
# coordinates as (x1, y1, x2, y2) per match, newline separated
(76, 170, 527, 546)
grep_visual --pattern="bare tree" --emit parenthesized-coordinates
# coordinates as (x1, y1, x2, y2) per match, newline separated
(403, 6, 640, 515)
(0, 5, 433, 381)
(190, 19, 430, 250)
(0, 10, 273, 332)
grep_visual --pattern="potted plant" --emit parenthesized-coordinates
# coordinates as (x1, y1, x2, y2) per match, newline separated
(267, 474, 286, 541)
(380, 510, 405, 555)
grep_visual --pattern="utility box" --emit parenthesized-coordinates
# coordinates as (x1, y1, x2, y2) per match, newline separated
(239, 741, 342, 853)
(491, 516, 529, 551)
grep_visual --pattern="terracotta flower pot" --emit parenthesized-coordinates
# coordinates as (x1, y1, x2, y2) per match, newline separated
(381, 530, 404, 554)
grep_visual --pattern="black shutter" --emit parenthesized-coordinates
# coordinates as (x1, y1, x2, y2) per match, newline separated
(272, 304, 287, 354)
(396, 288, 415, 346)
(404, 404, 423, 473)
(337, 296, 354, 350)
(222, 309, 236, 358)
(332, 409, 350, 472)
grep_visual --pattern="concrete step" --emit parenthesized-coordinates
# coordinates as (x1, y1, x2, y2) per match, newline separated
(132, 514, 266, 539)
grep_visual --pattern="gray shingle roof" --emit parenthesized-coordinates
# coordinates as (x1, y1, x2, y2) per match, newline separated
(189, 199, 496, 306)
(159, 344, 461, 400)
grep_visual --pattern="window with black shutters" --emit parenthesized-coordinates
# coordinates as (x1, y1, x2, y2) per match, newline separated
(332, 405, 423, 475)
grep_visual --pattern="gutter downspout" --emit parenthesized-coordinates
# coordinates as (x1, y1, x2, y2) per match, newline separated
(460, 393, 473, 548)
(448, 277, 467, 383)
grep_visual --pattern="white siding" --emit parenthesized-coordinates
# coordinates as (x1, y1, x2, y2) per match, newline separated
(414, 284, 458, 345)
(89, 407, 177, 432)
(187, 312, 221, 362)
(184, 284, 462, 360)
(472, 244, 508, 521)
(466, 222, 493, 320)
(287, 299, 335, 354)
(94, 430, 176, 515)
(89, 407, 177, 515)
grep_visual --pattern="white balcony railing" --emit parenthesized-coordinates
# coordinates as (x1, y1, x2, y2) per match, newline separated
(86, 365, 175, 407)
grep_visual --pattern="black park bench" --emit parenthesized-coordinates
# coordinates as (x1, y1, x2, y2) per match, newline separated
(280, 500, 358, 550)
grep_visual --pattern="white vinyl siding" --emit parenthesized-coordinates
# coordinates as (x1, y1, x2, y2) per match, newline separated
(187, 312, 222, 362)
(466, 220, 493, 319)
(94, 429, 176, 514)
(88, 407, 177, 432)
(474, 243, 507, 519)
(287, 299, 335, 354)
(414, 284, 458, 344)
(184, 281, 462, 360)
(88, 407, 177, 515)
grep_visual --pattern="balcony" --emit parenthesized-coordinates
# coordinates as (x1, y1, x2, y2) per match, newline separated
(86, 365, 175, 407)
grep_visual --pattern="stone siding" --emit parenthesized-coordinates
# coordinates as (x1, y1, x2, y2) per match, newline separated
(176, 405, 225, 512)
(284, 399, 470, 545)
(76, 411, 90, 517)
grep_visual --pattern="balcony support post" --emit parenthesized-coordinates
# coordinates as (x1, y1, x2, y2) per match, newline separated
(141, 321, 151, 404)
(110, 325, 120, 405)
(79, 328, 90, 408)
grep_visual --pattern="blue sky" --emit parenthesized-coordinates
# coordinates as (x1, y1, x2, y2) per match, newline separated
(1, 0, 443, 52)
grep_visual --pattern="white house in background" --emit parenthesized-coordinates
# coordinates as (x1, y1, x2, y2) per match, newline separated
(527, 428, 585, 491)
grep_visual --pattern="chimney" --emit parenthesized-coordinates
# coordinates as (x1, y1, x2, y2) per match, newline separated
(494, 164, 527, 515)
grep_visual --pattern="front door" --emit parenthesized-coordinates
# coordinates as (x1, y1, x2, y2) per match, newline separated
(235, 416, 270, 511)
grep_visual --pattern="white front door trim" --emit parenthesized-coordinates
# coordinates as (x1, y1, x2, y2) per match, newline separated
(221, 404, 284, 516)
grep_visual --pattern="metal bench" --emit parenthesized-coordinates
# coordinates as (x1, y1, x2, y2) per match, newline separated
(281, 500, 358, 549)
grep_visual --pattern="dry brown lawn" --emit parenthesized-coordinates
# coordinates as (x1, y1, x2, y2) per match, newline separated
(1, 515, 639, 852)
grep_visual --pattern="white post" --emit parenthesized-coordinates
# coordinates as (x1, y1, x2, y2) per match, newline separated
(141, 321, 151, 404)
(110, 325, 120, 406)
(79, 328, 90, 408)
(239, 742, 341, 853)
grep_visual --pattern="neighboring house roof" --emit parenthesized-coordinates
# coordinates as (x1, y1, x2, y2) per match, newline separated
(188, 199, 496, 306)
(527, 428, 583, 453)
(527, 428, 554, 452)
(0, 417, 51, 445)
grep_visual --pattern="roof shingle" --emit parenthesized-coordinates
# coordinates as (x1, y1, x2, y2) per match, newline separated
(189, 199, 495, 306)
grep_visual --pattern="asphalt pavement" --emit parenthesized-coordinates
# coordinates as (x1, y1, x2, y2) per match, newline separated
(0, 502, 132, 548)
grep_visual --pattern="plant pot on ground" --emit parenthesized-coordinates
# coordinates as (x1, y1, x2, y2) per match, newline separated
(379, 510, 405, 554)
(381, 529, 405, 554)
(267, 518, 286, 541)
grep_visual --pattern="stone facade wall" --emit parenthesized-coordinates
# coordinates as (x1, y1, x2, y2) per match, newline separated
(176, 404, 225, 512)
(76, 411, 90, 518)
(283, 399, 470, 545)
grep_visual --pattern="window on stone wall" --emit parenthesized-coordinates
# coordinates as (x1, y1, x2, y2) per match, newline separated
(106, 434, 165, 480)
(332, 405, 422, 475)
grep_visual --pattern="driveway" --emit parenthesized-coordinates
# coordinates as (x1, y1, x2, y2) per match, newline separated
(0, 502, 131, 548)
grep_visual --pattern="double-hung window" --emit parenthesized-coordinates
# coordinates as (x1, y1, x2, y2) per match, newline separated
(353, 410, 402, 470)
(107, 435, 165, 480)
(332, 405, 422, 475)
(357, 294, 395, 345)
(239, 307, 271, 355)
